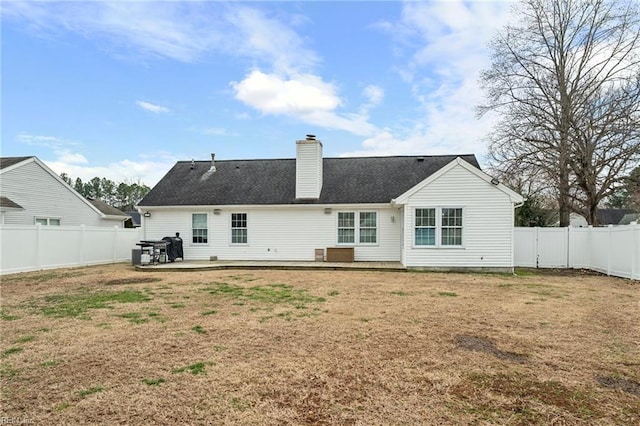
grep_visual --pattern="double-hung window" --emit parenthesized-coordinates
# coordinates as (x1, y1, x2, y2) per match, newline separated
(192, 213, 208, 244)
(414, 207, 463, 247)
(231, 213, 248, 244)
(337, 211, 377, 245)
(337, 212, 355, 244)
(441, 208, 463, 246)
(415, 208, 436, 246)
(359, 212, 377, 244)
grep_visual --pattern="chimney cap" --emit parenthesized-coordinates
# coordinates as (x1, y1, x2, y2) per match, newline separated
(305, 134, 316, 140)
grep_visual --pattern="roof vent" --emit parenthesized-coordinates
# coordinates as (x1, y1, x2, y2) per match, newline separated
(306, 134, 316, 140)
(417, 157, 425, 162)
(190, 159, 195, 169)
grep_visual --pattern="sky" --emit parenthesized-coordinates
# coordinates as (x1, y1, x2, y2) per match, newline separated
(1, 0, 516, 186)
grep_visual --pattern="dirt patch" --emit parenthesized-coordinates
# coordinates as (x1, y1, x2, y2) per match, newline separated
(104, 277, 163, 286)
(456, 335, 528, 363)
(596, 376, 640, 396)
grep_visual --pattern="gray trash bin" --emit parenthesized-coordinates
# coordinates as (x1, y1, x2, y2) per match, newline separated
(131, 248, 142, 266)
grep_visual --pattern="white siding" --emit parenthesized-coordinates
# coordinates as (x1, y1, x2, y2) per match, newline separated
(0, 161, 111, 227)
(143, 205, 402, 261)
(295, 140, 323, 199)
(402, 163, 515, 269)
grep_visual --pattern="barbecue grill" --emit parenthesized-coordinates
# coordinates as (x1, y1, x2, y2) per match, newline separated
(162, 233, 184, 262)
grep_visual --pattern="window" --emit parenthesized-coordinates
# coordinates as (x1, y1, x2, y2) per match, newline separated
(359, 212, 377, 244)
(415, 208, 436, 246)
(35, 217, 60, 226)
(231, 213, 248, 244)
(337, 211, 377, 245)
(338, 212, 355, 243)
(441, 208, 463, 246)
(192, 213, 208, 244)
(414, 207, 463, 247)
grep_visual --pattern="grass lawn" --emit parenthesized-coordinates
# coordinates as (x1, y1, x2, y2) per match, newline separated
(1, 264, 638, 425)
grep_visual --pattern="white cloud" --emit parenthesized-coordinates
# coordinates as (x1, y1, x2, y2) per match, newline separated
(2, 2, 317, 71)
(363, 85, 384, 107)
(202, 127, 228, 136)
(231, 70, 377, 136)
(17, 133, 88, 165)
(346, 0, 513, 159)
(136, 100, 170, 114)
(17, 133, 175, 186)
(232, 70, 341, 114)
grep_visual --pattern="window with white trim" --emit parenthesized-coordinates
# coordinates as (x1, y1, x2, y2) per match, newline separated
(231, 213, 248, 244)
(35, 217, 61, 226)
(359, 212, 377, 244)
(441, 208, 463, 246)
(337, 211, 377, 245)
(414, 208, 436, 246)
(414, 207, 463, 247)
(337, 212, 355, 244)
(192, 213, 208, 244)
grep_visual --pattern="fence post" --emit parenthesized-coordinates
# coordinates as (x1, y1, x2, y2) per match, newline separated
(113, 226, 118, 261)
(35, 223, 42, 270)
(632, 222, 639, 280)
(566, 226, 570, 268)
(534, 227, 539, 268)
(607, 225, 613, 276)
(79, 225, 85, 265)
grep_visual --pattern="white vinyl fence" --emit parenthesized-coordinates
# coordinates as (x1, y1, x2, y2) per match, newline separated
(514, 223, 640, 280)
(0, 224, 143, 275)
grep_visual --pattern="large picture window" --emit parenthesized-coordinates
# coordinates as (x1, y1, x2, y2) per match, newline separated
(338, 211, 377, 245)
(414, 207, 463, 247)
(231, 213, 248, 244)
(192, 213, 208, 244)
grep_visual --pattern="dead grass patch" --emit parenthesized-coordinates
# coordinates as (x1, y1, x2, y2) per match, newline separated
(1, 263, 638, 424)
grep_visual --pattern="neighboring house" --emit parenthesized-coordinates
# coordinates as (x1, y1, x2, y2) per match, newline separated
(0, 156, 128, 227)
(124, 211, 142, 228)
(0, 196, 24, 224)
(138, 136, 524, 271)
(618, 213, 640, 225)
(570, 209, 637, 227)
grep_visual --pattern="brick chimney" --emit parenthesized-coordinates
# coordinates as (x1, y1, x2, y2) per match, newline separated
(295, 135, 323, 199)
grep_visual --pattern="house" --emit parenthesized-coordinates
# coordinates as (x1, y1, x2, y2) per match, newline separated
(0, 156, 129, 227)
(124, 211, 142, 228)
(0, 196, 24, 225)
(569, 209, 638, 227)
(138, 136, 524, 271)
(619, 213, 640, 225)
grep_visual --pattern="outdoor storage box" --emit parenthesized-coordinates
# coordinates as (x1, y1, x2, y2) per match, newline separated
(326, 247, 354, 262)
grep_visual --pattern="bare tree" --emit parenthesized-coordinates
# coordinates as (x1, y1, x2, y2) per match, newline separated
(479, 0, 640, 226)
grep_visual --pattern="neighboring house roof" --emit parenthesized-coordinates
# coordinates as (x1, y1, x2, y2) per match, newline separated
(597, 208, 636, 225)
(126, 211, 141, 227)
(0, 196, 24, 210)
(86, 198, 129, 219)
(0, 156, 34, 170)
(139, 154, 481, 206)
(618, 212, 640, 225)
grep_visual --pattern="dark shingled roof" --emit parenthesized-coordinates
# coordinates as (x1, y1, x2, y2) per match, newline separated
(139, 154, 480, 206)
(0, 196, 23, 210)
(597, 208, 637, 225)
(87, 198, 129, 217)
(0, 157, 33, 170)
